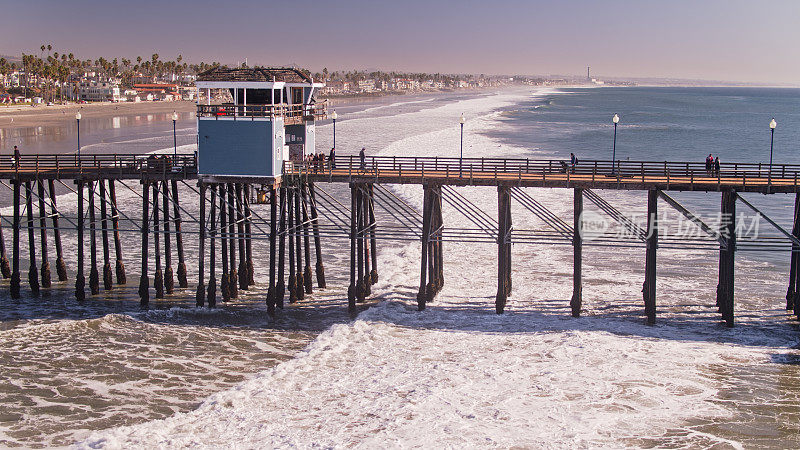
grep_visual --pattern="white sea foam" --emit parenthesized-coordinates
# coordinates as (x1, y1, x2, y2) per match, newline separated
(75, 87, 800, 449)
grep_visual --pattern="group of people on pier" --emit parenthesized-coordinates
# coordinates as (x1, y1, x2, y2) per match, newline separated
(706, 153, 721, 176)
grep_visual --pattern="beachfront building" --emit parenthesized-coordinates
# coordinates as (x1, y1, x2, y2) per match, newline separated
(71, 80, 121, 102)
(196, 67, 326, 179)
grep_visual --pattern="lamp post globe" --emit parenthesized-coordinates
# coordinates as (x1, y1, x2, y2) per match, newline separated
(611, 114, 619, 174)
(172, 111, 178, 158)
(331, 110, 338, 149)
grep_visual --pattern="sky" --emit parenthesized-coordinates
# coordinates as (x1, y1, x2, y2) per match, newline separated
(2, 0, 799, 84)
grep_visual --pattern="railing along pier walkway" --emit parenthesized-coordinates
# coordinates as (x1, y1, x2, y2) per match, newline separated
(2, 154, 800, 328)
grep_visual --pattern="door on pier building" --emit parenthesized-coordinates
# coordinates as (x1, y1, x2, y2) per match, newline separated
(292, 87, 303, 105)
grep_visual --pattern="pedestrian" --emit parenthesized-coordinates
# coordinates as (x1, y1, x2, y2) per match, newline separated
(705, 153, 713, 176)
(359, 147, 366, 171)
(714, 156, 720, 176)
(570, 152, 578, 173)
(329, 147, 336, 169)
(13, 145, 20, 168)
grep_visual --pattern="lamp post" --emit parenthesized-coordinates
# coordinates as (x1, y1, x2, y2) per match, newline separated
(75, 110, 82, 164)
(769, 117, 777, 181)
(331, 110, 338, 149)
(459, 113, 465, 175)
(611, 113, 619, 175)
(172, 110, 178, 159)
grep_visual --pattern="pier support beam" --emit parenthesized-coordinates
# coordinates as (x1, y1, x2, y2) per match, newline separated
(196, 182, 206, 307)
(496, 186, 511, 314)
(75, 181, 85, 301)
(49, 179, 67, 282)
(219, 184, 229, 302)
(244, 184, 254, 286)
(36, 180, 51, 288)
(308, 183, 326, 289)
(717, 191, 736, 327)
(99, 180, 112, 290)
(162, 181, 174, 295)
(152, 182, 163, 299)
(276, 186, 286, 309)
(88, 181, 99, 295)
(267, 186, 277, 316)
(108, 180, 125, 284)
(348, 184, 357, 311)
(0, 212, 10, 279)
(207, 185, 217, 307)
(368, 184, 378, 286)
(301, 184, 313, 295)
(11, 180, 21, 298)
(288, 186, 297, 303)
(138, 182, 149, 307)
(418, 185, 432, 310)
(25, 181, 39, 295)
(227, 183, 238, 299)
(572, 187, 583, 317)
(236, 184, 248, 291)
(356, 185, 365, 303)
(787, 192, 800, 311)
(172, 180, 188, 288)
(294, 186, 304, 301)
(643, 189, 658, 325)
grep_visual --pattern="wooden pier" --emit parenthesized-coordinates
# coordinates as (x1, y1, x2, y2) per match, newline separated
(3, 154, 800, 327)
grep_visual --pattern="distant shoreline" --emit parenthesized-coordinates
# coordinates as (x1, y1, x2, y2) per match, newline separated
(0, 101, 197, 129)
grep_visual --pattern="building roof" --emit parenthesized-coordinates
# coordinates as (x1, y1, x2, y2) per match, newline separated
(197, 67, 312, 83)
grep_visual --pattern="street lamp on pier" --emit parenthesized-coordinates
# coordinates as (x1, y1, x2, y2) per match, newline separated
(611, 113, 619, 175)
(172, 110, 179, 159)
(769, 118, 777, 181)
(459, 113, 466, 174)
(331, 110, 338, 149)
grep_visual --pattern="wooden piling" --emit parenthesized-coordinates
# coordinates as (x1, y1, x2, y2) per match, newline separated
(25, 181, 40, 295)
(172, 180, 188, 288)
(138, 182, 149, 306)
(88, 181, 99, 295)
(219, 184, 229, 301)
(418, 185, 432, 311)
(0, 212, 10, 279)
(719, 190, 736, 327)
(301, 183, 313, 295)
(288, 186, 297, 303)
(36, 180, 51, 288)
(108, 180, 125, 284)
(276, 186, 286, 309)
(356, 185, 365, 303)
(308, 182, 326, 288)
(236, 184, 247, 291)
(495, 186, 509, 314)
(49, 179, 67, 282)
(267, 186, 277, 316)
(368, 184, 378, 286)
(348, 183, 357, 311)
(99, 180, 112, 290)
(787, 192, 800, 311)
(571, 187, 583, 317)
(227, 183, 238, 299)
(362, 185, 371, 298)
(162, 181, 174, 295)
(643, 189, 658, 325)
(152, 182, 163, 299)
(11, 180, 21, 299)
(294, 185, 304, 301)
(197, 182, 206, 307)
(207, 185, 217, 307)
(243, 184, 254, 286)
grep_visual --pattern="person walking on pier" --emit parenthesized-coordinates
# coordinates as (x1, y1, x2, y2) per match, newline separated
(705, 153, 713, 176)
(570, 152, 578, 173)
(359, 147, 366, 172)
(12, 145, 20, 168)
(714, 156, 721, 176)
(329, 147, 336, 169)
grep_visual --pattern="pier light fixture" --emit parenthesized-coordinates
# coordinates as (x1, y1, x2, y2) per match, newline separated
(769, 117, 777, 181)
(611, 113, 619, 175)
(459, 113, 466, 174)
(172, 111, 179, 159)
(331, 110, 338, 149)
(75, 110, 82, 161)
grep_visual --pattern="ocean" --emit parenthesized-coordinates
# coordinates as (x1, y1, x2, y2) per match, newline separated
(1, 87, 799, 448)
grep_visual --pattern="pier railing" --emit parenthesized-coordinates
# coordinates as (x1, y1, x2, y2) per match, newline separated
(0, 154, 198, 179)
(284, 156, 800, 189)
(197, 101, 327, 123)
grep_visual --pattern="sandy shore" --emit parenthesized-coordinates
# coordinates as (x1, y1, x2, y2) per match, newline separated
(0, 101, 197, 129)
